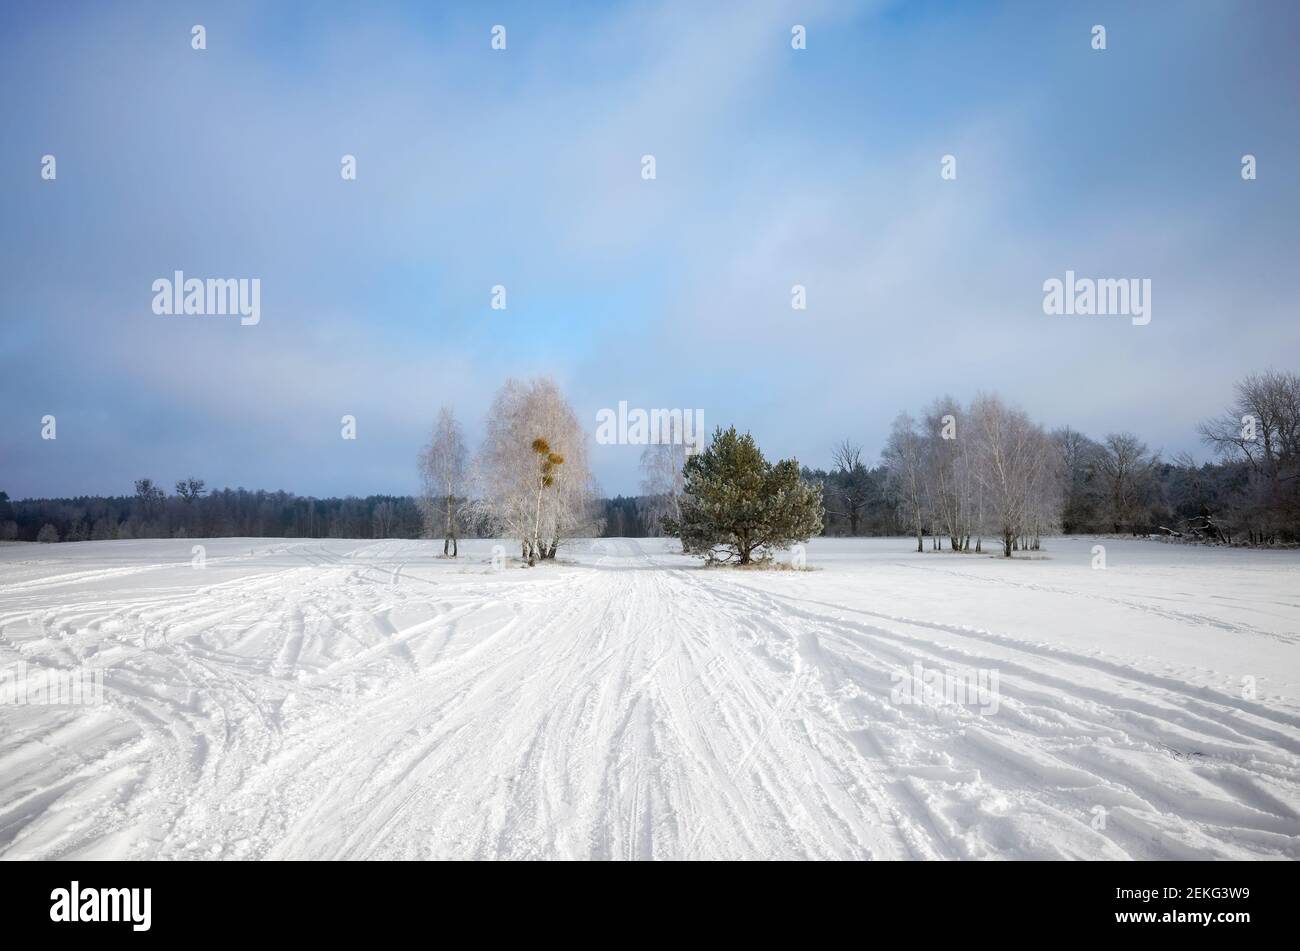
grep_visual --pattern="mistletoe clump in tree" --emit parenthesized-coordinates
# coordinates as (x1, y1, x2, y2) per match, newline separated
(528, 437, 564, 566)
(665, 426, 823, 565)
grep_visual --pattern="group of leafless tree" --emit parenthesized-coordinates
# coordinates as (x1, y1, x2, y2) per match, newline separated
(830, 370, 1300, 550)
(1055, 429, 1163, 537)
(1190, 370, 1299, 543)
(1051, 372, 1300, 545)
(417, 377, 600, 566)
(880, 394, 1061, 557)
(9, 376, 603, 559)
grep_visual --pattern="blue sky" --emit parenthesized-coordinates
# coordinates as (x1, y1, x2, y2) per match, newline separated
(3, 0, 1298, 499)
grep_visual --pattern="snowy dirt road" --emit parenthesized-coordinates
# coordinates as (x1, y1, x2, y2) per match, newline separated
(1, 536, 1298, 860)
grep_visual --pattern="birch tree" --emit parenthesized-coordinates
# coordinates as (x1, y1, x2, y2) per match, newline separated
(883, 413, 926, 552)
(479, 377, 598, 565)
(968, 394, 1054, 557)
(640, 441, 688, 542)
(923, 397, 972, 552)
(419, 407, 469, 556)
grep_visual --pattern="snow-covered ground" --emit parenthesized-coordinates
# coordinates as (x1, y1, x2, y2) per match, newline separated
(1, 536, 1297, 860)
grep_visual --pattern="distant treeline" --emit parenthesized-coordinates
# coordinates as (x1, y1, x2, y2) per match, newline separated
(0, 484, 426, 543)
(0, 483, 659, 544)
(0, 454, 1278, 548)
(803, 453, 1274, 542)
(625, 451, 1284, 544)
(5, 371, 1297, 547)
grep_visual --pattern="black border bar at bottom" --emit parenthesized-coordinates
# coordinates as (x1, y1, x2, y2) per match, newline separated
(0, 858, 1289, 939)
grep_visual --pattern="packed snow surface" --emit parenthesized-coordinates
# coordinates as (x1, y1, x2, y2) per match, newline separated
(1, 536, 1298, 860)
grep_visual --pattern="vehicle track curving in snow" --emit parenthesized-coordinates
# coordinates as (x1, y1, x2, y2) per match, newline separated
(1, 536, 1297, 859)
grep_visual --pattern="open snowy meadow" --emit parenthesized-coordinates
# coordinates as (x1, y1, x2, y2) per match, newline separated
(1, 536, 1297, 861)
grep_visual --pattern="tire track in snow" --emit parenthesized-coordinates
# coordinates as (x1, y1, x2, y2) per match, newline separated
(686, 574, 1300, 859)
(4, 538, 1297, 860)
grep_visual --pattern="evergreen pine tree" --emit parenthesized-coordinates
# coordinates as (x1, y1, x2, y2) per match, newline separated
(666, 426, 823, 565)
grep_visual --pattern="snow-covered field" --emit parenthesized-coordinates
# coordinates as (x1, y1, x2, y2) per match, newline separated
(1, 536, 1298, 860)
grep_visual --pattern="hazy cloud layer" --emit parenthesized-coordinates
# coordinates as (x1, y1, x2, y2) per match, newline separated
(3, 0, 1297, 498)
